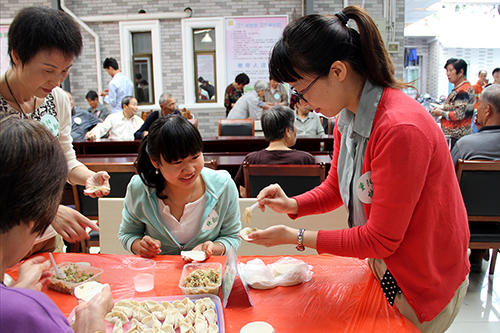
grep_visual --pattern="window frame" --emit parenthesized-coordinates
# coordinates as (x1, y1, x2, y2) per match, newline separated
(119, 20, 163, 112)
(182, 17, 225, 110)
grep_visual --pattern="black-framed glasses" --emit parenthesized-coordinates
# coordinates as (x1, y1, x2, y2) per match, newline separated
(290, 73, 323, 103)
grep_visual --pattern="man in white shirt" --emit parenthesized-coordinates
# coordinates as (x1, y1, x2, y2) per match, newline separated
(86, 96, 143, 140)
(227, 80, 272, 120)
(100, 57, 134, 114)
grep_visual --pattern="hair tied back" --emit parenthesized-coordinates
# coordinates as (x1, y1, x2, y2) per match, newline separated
(335, 11, 348, 25)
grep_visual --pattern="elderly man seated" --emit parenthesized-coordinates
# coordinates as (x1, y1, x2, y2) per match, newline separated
(234, 105, 316, 197)
(85, 96, 143, 140)
(227, 80, 272, 120)
(295, 98, 325, 136)
(134, 92, 181, 139)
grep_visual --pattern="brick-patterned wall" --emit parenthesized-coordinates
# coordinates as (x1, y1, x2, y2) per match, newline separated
(3, 0, 407, 136)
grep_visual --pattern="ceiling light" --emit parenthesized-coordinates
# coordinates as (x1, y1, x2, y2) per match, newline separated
(201, 32, 212, 43)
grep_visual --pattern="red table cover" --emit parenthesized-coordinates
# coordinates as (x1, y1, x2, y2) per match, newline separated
(7, 253, 419, 333)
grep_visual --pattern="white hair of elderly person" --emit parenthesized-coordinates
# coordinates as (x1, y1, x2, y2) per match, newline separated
(227, 80, 272, 120)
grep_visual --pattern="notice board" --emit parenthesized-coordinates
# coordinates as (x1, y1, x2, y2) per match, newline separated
(225, 16, 288, 88)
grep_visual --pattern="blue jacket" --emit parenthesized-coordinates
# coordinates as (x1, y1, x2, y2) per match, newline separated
(119, 168, 242, 255)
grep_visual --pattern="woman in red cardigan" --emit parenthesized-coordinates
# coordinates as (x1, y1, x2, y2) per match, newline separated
(249, 6, 470, 333)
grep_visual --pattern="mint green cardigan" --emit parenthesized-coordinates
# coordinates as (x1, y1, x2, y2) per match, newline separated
(119, 168, 241, 255)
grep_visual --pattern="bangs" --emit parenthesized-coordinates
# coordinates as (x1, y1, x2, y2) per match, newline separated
(269, 40, 305, 83)
(157, 118, 203, 163)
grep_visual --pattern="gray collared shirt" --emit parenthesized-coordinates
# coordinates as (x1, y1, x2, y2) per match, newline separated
(336, 80, 384, 227)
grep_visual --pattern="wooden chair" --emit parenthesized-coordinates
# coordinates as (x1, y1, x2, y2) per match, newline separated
(218, 119, 254, 136)
(188, 118, 198, 128)
(71, 171, 135, 253)
(204, 159, 218, 170)
(456, 159, 500, 275)
(141, 109, 153, 121)
(243, 162, 326, 198)
(98, 198, 129, 254)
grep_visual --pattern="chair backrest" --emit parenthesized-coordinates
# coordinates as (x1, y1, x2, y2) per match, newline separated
(243, 162, 326, 198)
(188, 118, 198, 128)
(218, 119, 254, 136)
(98, 198, 129, 254)
(73, 172, 135, 219)
(237, 198, 348, 255)
(141, 110, 153, 121)
(204, 159, 218, 170)
(456, 159, 500, 221)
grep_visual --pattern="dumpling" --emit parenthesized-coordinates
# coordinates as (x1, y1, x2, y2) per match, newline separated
(179, 321, 194, 333)
(113, 305, 133, 318)
(175, 302, 188, 315)
(182, 297, 195, 312)
(129, 318, 145, 331)
(161, 301, 175, 312)
(163, 309, 182, 328)
(133, 307, 151, 321)
(184, 309, 196, 325)
(203, 309, 217, 324)
(152, 309, 166, 321)
(141, 300, 160, 311)
(195, 299, 206, 313)
(195, 316, 208, 333)
(142, 314, 162, 330)
(112, 321, 123, 333)
(105, 310, 129, 324)
(208, 323, 219, 333)
(202, 297, 216, 310)
(161, 323, 176, 333)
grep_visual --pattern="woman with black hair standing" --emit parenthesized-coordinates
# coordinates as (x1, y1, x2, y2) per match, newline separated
(0, 7, 110, 252)
(249, 6, 470, 332)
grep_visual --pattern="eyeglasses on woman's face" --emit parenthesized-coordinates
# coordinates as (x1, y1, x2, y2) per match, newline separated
(290, 73, 323, 103)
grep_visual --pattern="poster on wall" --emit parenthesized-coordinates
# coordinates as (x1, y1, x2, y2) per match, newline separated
(225, 16, 287, 90)
(1, 26, 10, 76)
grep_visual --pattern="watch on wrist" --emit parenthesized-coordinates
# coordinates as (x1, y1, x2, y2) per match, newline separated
(296, 228, 306, 251)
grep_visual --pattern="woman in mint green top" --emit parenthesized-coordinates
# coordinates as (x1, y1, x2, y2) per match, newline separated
(119, 115, 241, 258)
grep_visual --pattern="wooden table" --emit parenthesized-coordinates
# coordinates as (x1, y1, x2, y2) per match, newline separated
(6, 253, 418, 333)
(73, 136, 334, 156)
(78, 153, 332, 179)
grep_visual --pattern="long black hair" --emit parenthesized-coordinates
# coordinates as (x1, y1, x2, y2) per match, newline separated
(269, 6, 410, 90)
(136, 115, 203, 198)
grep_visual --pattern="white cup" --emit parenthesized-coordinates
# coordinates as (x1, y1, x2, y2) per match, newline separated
(129, 258, 156, 292)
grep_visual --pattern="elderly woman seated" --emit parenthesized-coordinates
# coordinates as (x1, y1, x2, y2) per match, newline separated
(234, 105, 317, 197)
(0, 114, 113, 332)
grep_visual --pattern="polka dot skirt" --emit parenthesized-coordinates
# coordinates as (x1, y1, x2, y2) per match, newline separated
(381, 269, 402, 306)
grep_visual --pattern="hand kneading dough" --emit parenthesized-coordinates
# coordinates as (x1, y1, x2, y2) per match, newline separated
(240, 321, 275, 333)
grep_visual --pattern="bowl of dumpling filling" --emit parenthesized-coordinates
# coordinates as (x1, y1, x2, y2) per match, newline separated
(47, 262, 103, 295)
(179, 263, 222, 295)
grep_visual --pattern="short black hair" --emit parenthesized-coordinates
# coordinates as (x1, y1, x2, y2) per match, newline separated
(0, 114, 68, 235)
(121, 96, 135, 109)
(235, 73, 250, 85)
(135, 73, 142, 80)
(136, 115, 203, 199)
(493, 67, 500, 76)
(85, 90, 98, 100)
(140, 79, 148, 86)
(261, 105, 295, 142)
(445, 58, 467, 76)
(8, 6, 82, 67)
(103, 57, 119, 70)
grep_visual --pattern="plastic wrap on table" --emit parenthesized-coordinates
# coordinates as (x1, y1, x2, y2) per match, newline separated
(7, 253, 419, 333)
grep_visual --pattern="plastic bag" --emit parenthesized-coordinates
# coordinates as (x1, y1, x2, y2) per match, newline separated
(239, 257, 313, 290)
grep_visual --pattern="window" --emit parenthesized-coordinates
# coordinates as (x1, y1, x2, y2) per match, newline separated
(193, 28, 216, 103)
(132, 32, 154, 104)
(182, 18, 225, 109)
(119, 20, 163, 111)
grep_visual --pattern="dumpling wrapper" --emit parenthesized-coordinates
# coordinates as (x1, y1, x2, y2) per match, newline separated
(179, 321, 194, 333)
(240, 321, 275, 333)
(83, 185, 110, 194)
(239, 227, 259, 241)
(202, 297, 215, 311)
(112, 321, 123, 333)
(74, 281, 104, 302)
(181, 250, 206, 262)
(195, 316, 208, 333)
(203, 309, 217, 324)
(208, 323, 219, 333)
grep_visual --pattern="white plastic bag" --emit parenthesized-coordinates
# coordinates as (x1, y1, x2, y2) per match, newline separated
(239, 257, 313, 290)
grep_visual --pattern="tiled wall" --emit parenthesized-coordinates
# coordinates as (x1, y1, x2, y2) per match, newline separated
(3, 0, 406, 136)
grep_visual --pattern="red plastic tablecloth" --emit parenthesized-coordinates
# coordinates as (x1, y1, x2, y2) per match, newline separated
(7, 253, 419, 333)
